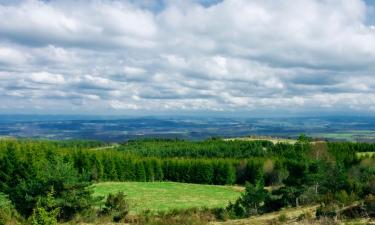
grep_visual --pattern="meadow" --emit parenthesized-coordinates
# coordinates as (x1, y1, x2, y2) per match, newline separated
(92, 182, 242, 213)
(357, 151, 375, 158)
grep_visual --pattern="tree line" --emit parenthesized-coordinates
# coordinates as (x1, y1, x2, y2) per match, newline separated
(0, 137, 374, 224)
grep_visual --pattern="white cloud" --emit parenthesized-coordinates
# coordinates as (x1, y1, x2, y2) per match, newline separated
(0, 46, 29, 64)
(30, 72, 66, 85)
(0, 0, 375, 114)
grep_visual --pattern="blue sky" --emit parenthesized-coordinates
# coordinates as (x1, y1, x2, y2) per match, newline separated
(0, 0, 375, 115)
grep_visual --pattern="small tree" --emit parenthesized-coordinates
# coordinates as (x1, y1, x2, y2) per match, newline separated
(31, 189, 60, 225)
(227, 181, 268, 218)
(135, 162, 146, 182)
(240, 182, 268, 215)
(102, 192, 129, 222)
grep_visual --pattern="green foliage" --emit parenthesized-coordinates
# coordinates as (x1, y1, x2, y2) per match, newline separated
(0, 193, 20, 225)
(0, 140, 99, 220)
(30, 189, 60, 225)
(316, 204, 339, 219)
(1, 137, 375, 223)
(102, 192, 129, 222)
(364, 194, 375, 217)
(278, 213, 287, 222)
(227, 182, 268, 218)
(118, 139, 273, 158)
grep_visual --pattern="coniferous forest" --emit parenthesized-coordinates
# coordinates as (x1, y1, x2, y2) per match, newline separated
(0, 136, 374, 224)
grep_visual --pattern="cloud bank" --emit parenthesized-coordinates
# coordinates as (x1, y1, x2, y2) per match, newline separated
(1, 0, 375, 115)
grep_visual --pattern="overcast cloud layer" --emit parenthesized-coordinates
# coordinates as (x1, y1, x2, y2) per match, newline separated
(1, 0, 375, 115)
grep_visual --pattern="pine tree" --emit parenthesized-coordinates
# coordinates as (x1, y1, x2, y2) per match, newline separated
(31, 190, 60, 225)
(153, 160, 164, 181)
(90, 154, 104, 182)
(135, 162, 146, 182)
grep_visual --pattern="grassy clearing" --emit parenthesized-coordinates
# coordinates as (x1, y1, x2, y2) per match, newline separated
(224, 136, 297, 144)
(356, 151, 375, 158)
(92, 182, 242, 214)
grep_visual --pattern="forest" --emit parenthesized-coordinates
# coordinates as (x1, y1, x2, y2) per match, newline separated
(0, 136, 374, 225)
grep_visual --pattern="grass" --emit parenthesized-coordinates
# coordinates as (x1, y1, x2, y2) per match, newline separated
(212, 205, 372, 225)
(224, 136, 297, 144)
(92, 182, 242, 214)
(212, 205, 319, 225)
(356, 151, 375, 158)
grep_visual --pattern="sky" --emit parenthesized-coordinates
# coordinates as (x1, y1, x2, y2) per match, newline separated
(1, 0, 375, 116)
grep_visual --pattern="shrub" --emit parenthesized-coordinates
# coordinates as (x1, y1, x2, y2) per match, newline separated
(226, 201, 245, 219)
(135, 208, 215, 225)
(0, 194, 19, 225)
(227, 182, 268, 218)
(30, 190, 60, 225)
(102, 192, 129, 222)
(335, 190, 357, 206)
(297, 211, 313, 221)
(364, 194, 375, 217)
(316, 204, 339, 219)
(210, 207, 228, 221)
(278, 213, 287, 222)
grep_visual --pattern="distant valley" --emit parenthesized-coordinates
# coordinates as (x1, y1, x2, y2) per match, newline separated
(1, 115, 375, 142)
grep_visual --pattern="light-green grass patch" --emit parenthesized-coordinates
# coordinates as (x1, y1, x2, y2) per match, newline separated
(356, 151, 375, 158)
(92, 182, 242, 214)
(224, 136, 297, 144)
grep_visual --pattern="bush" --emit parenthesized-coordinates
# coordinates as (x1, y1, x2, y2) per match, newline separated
(316, 204, 339, 219)
(135, 208, 215, 225)
(0, 193, 20, 225)
(226, 201, 245, 219)
(297, 211, 313, 221)
(102, 192, 129, 222)
(335, 190, 357, 206)
(278, 213, 287, 222)
(210, 207, 228, 221)
(30, 190, 60, 225)
(364, 194, 375, 217)
(226, 182, 268, 218)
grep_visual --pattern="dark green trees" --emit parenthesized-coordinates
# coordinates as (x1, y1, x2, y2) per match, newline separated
(214, 161, 236, 185)
(0, 143, 97, 220)
(227, 181, 268, 218)
(277, 160, 309, 207)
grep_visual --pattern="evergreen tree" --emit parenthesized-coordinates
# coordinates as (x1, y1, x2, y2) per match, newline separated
(31, 189, 59, 225)
(153, 160, 164, 181)
(135, 162, 146, 182)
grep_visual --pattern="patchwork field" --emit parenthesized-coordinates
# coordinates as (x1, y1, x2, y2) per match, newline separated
(92, 182, 242, 213)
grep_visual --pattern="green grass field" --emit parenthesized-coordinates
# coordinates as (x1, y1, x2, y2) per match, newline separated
(92, 182, 242, 213)
(356, 151, 375, 158)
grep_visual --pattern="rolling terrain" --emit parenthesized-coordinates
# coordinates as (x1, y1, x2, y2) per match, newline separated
(1, 115, 375, 142)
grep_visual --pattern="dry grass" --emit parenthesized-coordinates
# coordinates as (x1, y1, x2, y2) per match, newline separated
(211, 205, 319, 225)
(224, 136, 297, 144)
